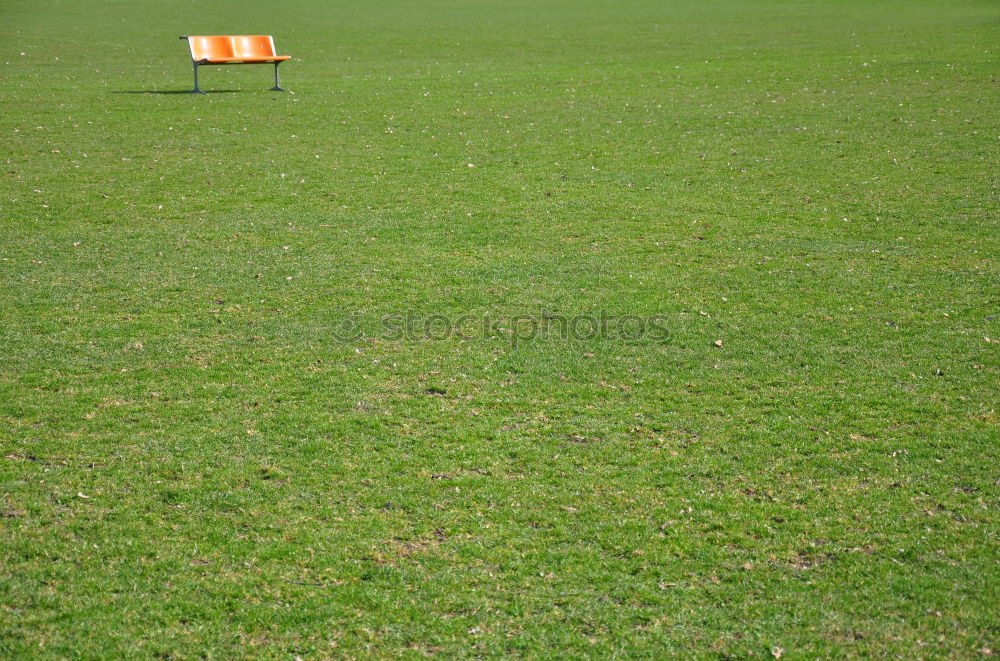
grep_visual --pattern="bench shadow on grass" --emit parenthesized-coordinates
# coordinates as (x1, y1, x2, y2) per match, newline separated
(111, 90, 250, 94)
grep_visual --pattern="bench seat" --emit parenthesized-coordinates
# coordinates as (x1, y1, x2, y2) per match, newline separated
(197, 55, 292, 64)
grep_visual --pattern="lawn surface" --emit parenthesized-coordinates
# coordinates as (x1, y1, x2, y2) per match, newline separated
(1, 0, 998, 657)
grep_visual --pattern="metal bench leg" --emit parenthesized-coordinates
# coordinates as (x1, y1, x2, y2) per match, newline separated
(271, 61, 287, 92)
(190, 62, 207, 94)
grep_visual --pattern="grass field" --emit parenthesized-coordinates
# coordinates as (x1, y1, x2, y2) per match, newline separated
(2, 0, 998, 657)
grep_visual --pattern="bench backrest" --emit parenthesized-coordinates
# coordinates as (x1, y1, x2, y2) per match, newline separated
(186, 35, 278, 61)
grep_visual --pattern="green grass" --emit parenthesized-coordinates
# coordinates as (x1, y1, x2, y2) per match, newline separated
(1, 0, 998, 657)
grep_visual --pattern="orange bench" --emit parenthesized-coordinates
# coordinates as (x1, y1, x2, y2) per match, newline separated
(180, 35, 291, 94)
